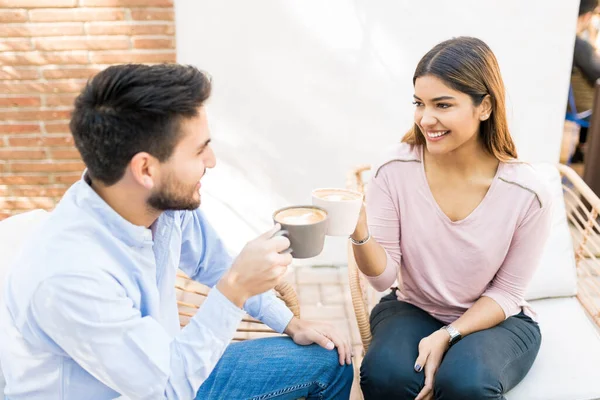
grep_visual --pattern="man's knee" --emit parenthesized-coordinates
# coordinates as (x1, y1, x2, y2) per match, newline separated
(360, 348, 420, 399)
(435, 366, 501, 400)
(304, 343, 354, 395)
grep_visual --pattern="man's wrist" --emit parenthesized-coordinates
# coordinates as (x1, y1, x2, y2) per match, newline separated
(216, 272, 248, 309)
(284, 316, 301, 337)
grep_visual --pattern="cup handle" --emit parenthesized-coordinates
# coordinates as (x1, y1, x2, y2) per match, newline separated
(272, 229, 293, 254)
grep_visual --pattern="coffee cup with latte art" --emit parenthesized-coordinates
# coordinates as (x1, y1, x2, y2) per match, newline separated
(311, 188, 363, 236)
(272, 206, 329, 259)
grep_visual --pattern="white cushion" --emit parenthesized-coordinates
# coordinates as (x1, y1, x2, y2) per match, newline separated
(0, 209, 49, 394)
(506, 297, 600, 400)
(524, 164, 578, 301)
(0, 210, 49, 291)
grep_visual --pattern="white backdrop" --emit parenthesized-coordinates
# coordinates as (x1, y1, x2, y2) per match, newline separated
(175, 0, 579, 264)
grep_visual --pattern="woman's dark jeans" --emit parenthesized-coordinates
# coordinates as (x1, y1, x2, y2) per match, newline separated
(360, 291, 541, 400)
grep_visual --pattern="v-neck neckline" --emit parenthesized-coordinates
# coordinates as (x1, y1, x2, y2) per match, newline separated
(419, 146, 503, 225)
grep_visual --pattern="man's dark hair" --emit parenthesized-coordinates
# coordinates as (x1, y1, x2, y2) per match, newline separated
(580, 0, 598, 16)
(70, 63, 212, 185)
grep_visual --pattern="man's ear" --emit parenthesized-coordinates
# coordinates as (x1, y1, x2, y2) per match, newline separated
(129, 152, 158, 190)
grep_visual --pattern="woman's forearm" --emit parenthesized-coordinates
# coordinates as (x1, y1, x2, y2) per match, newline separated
(350, 224, 388, 277)
(451, 296, 505, 337)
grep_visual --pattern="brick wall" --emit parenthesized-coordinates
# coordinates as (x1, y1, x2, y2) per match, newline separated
(0, 0, 176, 220)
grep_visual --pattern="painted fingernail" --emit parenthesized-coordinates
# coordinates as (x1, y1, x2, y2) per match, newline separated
(414, 363, 422, 372)
(326, 341, 334, 350)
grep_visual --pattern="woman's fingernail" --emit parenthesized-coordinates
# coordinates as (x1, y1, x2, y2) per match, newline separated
(414, 363, 422, 372)
(326, 341, 334, 350)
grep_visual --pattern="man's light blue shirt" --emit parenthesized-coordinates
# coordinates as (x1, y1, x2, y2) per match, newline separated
(0, 176, 293, 399)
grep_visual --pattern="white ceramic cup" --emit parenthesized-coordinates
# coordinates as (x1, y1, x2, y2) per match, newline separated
(311, 188, 364, 236)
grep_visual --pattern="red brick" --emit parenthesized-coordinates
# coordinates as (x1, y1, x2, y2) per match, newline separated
(8, 135, 73, 147)
(50, 148, 81, 160)
(130, 8, 174, 21)
(0, 124, 41, 134)
(86, 21, 175, 35)
(0, 0, 76, 7)
(42, 67, 100, 79)
(0, 96, 41, 107)
(10, 161, 84, 173)
(34, 36, 130, 51)
(0, 39, 33, 52)
(81, 0, 172, 6)
(0, 187, 8, 196)
(0, 51, 89, 66)
(0, 212, 13, 220)
(29, 7, 125, 22)
(90, 50, 175, 64)
(0, 198, 55, 210)
(10, 187, 66, 197)
(44, 122, 70, 133)
(44, 135, 74, 146)
(0, 80, 86, 94)
(0, 149, 47, 160)
(0, 23, 85, 37)
(0, 9, 28, 22)
(54, 173, 81, 184)
(132, 37, 174, 49)
(0, 175, 50, 184)
(0, 109, 72, 121)
(45, 94, 77, 107)
(0, 67, 40, 80)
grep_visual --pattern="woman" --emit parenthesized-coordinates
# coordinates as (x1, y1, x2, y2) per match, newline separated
(352, 37, 552, 400)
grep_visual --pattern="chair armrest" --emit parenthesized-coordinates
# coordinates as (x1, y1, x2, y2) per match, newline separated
(558, 163, 600, 329)
(274, 281, 300, 319)
(348, 240, 373, 353)
(346, 164, 375, 353)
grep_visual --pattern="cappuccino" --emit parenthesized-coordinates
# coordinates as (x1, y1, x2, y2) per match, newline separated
(311, 188, 363, 236)
(313, 189, 362, 202)
(274, 207, 327, 225)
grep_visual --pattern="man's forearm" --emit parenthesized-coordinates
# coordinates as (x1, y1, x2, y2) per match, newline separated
(575, 36, 600, 82)
(243, 289, 294, 333)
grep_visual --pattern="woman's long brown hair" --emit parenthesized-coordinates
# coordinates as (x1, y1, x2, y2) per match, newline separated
(402, 37, 517, 161)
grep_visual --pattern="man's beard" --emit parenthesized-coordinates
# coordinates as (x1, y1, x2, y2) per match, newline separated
(147, 178, 200, 211)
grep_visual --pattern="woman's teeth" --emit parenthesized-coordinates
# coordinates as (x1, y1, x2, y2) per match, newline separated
(427, 130, 449, 138)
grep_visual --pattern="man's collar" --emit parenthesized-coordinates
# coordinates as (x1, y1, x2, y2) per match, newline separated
(74, 170, 154, 247)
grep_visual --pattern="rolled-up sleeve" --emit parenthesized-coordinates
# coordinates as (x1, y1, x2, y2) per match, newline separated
(178, 209, 293, 333)
(482, 196, 553, 319)
(31, 272, 244, 400)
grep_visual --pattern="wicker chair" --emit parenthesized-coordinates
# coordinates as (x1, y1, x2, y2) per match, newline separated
(176, 272, 300, 340)
(346, 163, 600, 399)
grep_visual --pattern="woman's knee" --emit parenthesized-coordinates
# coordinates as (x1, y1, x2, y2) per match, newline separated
(360, 348, 421, 399)
(434, 366, 501, 400)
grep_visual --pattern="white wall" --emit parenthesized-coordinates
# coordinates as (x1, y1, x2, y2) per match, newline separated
(175, 0, 579, 264)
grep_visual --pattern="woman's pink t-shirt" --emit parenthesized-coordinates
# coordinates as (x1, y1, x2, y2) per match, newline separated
(365, 143, 553, 324)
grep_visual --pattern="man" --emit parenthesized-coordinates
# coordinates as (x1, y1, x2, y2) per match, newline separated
(0, 64, 353, 399)
(570, 0, 600, 162)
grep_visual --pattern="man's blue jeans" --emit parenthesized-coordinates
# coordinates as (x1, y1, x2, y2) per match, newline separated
(196, 337, 354, 399)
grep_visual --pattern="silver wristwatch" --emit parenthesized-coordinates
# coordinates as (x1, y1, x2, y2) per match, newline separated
(441, 325, 462, 346)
